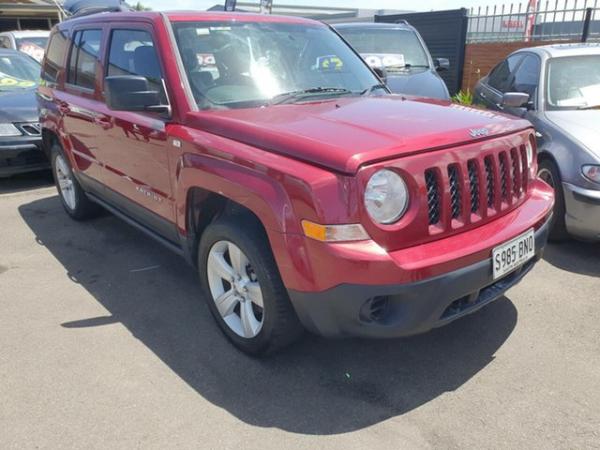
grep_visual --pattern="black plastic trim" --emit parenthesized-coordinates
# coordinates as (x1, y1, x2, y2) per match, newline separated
(289, 215, 551, 338)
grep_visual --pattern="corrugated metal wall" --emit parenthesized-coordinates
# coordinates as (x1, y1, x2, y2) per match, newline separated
(375, 9, 469, 95)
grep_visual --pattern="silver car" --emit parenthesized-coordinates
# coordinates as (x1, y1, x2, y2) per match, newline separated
(475, 43, 600, 241)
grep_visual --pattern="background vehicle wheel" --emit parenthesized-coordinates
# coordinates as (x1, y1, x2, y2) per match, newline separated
(538, 159, 569, 241)
(198, 212, 303, 355)
(51, 144, 101, 221)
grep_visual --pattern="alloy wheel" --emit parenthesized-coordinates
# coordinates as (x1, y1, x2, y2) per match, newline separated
(55, 154, 77, 210)
(206, 240, 264, 338)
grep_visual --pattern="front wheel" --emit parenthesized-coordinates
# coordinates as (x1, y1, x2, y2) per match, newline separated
(198, 213, 303, 355)
(538, 159, 569, 241)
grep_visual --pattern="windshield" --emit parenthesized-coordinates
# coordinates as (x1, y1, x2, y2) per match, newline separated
(172, 21, 380, 110)
(546, 55, 600, 110)
(16, 37, 48, 62)
(0, 53, 40, 90)
(336, 28, 430, 71)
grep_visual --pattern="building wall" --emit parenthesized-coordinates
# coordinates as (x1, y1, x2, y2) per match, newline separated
(461, 40, 578, 92)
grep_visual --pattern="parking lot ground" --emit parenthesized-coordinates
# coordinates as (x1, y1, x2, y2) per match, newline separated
(1, 174, 600, 449)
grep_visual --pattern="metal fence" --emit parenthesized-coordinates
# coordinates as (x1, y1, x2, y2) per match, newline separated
(468, 0, 600, 42)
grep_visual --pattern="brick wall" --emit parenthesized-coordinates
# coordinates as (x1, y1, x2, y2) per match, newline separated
(461, 40, 578, 93)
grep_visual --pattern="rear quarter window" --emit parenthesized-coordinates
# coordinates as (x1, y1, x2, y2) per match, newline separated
(42, 30, 68, 83)
(67, 29, 102, 90)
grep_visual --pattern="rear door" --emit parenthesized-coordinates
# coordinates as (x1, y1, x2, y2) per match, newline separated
(93, 23, 177, 242)
(478, 53, 523, 111)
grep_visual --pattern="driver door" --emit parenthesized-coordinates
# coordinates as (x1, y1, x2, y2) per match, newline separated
(94, 25, 177, 242)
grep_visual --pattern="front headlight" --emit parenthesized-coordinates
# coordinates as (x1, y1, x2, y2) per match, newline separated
(0, 123, 21, 137)
(364, 169, 409, 224)
(582, 165, 600, 184)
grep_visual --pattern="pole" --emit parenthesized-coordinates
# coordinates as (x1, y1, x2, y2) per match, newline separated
(582, 7, 593, 42)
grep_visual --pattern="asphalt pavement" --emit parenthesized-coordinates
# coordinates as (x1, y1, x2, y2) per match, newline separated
(1, 173, 599, 449)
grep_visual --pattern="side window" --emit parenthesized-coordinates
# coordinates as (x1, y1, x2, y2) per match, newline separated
(107, 29, 163, 92)
(42, 30, 68, 82)
(488, 54, 523, 93)
(510, 54, 540, 98)
(0, 37, 10, 49)
(67, 29, 102, 90)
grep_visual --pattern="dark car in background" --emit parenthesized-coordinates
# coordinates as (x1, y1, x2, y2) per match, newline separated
(475, 44, 600, 241)
(0, 49, 46, 178)
(335, 22, 450, 100)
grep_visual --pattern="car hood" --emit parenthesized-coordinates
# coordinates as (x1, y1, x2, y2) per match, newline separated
(385, 69, 450, 100)
(189, 96, 531, 174)
(0, 88, 38, 123)
(545, 110, 600, 158)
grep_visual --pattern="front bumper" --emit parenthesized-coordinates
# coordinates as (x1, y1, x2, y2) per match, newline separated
(563, 182, 600, 241)
(289, 215, 551, 339)
(0, 137, 48, 178)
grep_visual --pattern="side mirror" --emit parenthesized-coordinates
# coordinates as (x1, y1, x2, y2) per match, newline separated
(372, 66, 388, 84)
(501, 92, 530, 108)
(105, 75, 170, 115)
(434, 58, 450, 71)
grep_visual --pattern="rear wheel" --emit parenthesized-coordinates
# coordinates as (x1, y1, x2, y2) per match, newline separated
(51, 144, 101, 220)
(198, 213, 303, 355)
(538, 159, 569, 241)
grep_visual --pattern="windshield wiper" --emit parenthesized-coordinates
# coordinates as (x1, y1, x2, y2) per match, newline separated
(271, 87, 353, 105)
(361, 83, 388, 96)
(577, 104, 600, 110)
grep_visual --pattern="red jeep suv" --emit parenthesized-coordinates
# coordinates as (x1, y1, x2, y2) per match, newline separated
(38, 11, 554, 355)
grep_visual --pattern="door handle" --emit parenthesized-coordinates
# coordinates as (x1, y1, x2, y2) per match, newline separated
(93, 115, 112, 130)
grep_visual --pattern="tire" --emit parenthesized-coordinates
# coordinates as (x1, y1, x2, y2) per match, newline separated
(538, 158, 569, 241)
(198, 212, 303, 355)
(51, 144, 101, 221)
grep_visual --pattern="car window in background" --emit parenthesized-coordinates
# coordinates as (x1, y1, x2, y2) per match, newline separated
(510, 54, 540, 98)
(172, 21, 378, 110)
(67, 29, 102, 90)
(488, 54, 523, 92)
(16, 36, 49, 62)
(0, 37, 10, 49)
(0, 52, 40, 90)
(338, 28, 429, 70)
(547, 55, 600, 109)
(107, 29, 165, 101)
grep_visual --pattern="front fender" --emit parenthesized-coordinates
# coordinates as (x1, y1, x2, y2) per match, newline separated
(170, 126, 358, 291)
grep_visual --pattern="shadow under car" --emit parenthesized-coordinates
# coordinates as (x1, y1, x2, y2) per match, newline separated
(17, 194, 519, 435)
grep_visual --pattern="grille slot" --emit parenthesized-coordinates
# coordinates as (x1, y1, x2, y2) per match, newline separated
(448, 164, 462, 219)
(510, 148, 521, 195)
(484, 156, 495, 208)
(499, 152, 509, 201)
(520, 146, 528, 190)
(425, 169, 441, 225)
(467, 160, 480, 214)
(18, 123, 41, 136)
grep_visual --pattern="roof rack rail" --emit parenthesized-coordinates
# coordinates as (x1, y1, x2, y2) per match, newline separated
(62, 0, 132, 19)
(394, 19, 410, 25)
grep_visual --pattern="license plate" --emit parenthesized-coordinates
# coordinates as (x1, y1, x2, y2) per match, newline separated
(492, 229, 535, 280)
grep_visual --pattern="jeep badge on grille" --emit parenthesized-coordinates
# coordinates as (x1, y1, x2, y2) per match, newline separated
(469, 128, 489, 138)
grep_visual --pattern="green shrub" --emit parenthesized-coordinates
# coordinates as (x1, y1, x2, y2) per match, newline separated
(452, 90, 473, 106)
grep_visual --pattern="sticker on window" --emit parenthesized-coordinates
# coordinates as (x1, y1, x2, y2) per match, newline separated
(315, 55, 344, 71)
(0, 73, 36, 88)
(362, 53, 406, 69)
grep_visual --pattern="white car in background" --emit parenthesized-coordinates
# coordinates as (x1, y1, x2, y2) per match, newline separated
(0, 30, 50, 62)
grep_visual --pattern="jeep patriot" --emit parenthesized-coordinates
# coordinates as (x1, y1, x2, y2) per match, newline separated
(38, 11, 555, 354)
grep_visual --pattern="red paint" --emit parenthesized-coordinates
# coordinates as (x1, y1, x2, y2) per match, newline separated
(39, 12, 554, 294)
